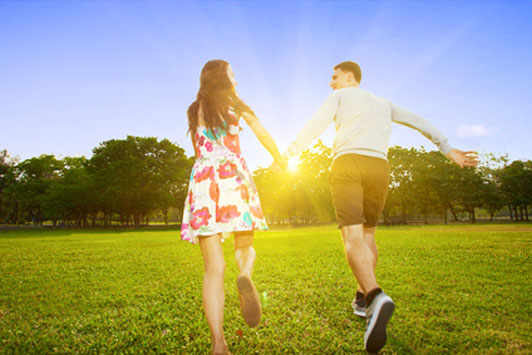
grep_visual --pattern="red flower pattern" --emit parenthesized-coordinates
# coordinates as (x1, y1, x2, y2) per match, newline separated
(194, 166, 214, 183)
(216, 205, 241, 223)
(250, 205, 264, 219)
(209, 181, 219, 202)
(190, 207, 211, 230)
(223, 134, 240, 154)
(218, 161, 237, 179)
(181, 109, 268, 243)
(235, 185, 249, 201)
(197, 135, 205, 147)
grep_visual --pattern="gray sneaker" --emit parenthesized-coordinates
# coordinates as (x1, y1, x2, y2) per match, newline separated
(364, 292, 395, 353)
(351, 297, 366, 318)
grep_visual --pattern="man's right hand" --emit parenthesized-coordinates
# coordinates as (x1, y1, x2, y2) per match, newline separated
(446, 149, 479, 168)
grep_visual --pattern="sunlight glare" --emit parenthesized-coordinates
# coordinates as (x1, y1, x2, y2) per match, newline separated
(288, 156, 300, 172)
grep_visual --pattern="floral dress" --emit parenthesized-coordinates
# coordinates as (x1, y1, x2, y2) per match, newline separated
(181, 113, 268, 244)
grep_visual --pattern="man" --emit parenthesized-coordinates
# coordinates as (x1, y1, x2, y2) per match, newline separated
(283, 61, 478, 352)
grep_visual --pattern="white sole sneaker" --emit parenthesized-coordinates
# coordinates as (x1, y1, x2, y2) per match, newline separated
(364, 292, 395, 353)
(351, 298, 366, 318)
(354, 306, 367, 318)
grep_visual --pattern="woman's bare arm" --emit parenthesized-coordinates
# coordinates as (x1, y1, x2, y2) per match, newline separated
(242, 111, 285, 166)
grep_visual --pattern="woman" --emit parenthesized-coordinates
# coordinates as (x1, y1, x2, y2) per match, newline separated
(181, 60, 284, 355)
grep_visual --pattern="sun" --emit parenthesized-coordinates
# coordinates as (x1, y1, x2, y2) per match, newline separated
(288, 156, 300, 172)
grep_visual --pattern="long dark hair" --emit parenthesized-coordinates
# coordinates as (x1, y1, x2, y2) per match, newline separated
(187, 60, 253, 138)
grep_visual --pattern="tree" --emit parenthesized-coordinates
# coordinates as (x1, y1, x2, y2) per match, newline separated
(253, 166, 292, 224)
(0, 150, 19, 223)
(7, 155, 63, 224)
(386, 147, 423, 223)
(87, 136, 192, 227)
(452, 165, 485, 223)
(151, 139, 194, 225)
(44, 157, 96, 226)
(254, 140, 335, 225)
(477, 153, 506, 221)
(386, 146, 485, 224)
(498, 160, 532, 221)
(297, 141, 335, 222)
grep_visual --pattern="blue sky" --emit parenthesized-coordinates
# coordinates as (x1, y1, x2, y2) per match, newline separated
(1, 0, 531, 170)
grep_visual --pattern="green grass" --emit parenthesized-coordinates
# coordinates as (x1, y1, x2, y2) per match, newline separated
(1, 224, 531, 354)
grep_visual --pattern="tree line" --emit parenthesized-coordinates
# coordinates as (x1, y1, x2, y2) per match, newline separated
(1, 138, 530, 228)
(253, 141, 532, 225)
(0, 137, 193, 228)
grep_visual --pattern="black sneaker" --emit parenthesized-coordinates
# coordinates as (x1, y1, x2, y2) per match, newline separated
(351, 297, 367, 318)
(364, 292, 395, 353)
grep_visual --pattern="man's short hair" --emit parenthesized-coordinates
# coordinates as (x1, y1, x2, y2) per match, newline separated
(334, 61, 362, 84)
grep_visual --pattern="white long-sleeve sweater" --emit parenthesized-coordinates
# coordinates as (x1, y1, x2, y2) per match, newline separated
(286, 87, 453, 161)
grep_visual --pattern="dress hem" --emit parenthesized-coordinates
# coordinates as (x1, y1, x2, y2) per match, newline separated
(181, 225, 269, 244)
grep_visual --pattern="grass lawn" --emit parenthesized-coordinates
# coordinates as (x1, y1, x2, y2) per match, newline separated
(1, 224, 531, 354)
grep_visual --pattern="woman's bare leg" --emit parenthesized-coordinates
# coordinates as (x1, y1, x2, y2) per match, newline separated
(199, 234, 228, 354)
(234, 231, 261, 327)
(234, 231, 256, 277)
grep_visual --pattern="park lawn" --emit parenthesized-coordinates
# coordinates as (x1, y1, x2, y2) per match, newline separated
(0, 224, 531, 354)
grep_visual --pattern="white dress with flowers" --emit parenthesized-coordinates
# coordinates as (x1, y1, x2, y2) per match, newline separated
(180, 114, 268, 244)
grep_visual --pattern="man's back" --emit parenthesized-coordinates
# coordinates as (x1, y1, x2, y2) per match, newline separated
(332, 87, 393, 160)
(287, 86, 451, 161)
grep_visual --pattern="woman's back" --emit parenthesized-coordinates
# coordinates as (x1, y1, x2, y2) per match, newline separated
(194, 106, 242, 158)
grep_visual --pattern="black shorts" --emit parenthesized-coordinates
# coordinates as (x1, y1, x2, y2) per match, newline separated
(329, 154, 390, 228)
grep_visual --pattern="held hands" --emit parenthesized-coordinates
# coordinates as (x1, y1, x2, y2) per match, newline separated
(446, 149, 479, 168)
(269, 155, 288, 173)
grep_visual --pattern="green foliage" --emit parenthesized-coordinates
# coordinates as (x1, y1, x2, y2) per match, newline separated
(498, 160, 532, 220)
(383, 147, 531, 224)
(254, 140, 335, 224)
(255, 143, 527, 225)
(1, 225, 531, 353)
(3, 155, 64, 224)
(0, 137, 193, 227)
(0, 150, 19, 223)
(88, 136, 193, 227)
(44, 157, 95, 226)
(1, 141, 531, 226)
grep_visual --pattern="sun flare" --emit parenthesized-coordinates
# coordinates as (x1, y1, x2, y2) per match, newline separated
(288, 156, 300, 172)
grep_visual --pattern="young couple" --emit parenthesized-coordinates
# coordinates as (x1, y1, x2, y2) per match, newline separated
(180, 59, 478, 354)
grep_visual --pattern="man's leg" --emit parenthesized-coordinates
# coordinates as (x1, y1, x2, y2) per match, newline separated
(341, 224, 379, 294)
(341, 224, 394, 352)
(332, 154, 393, 352)
(353, 226, 378, 315)
(363, 226, 378, 274)
(356, 226, 378, 285)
